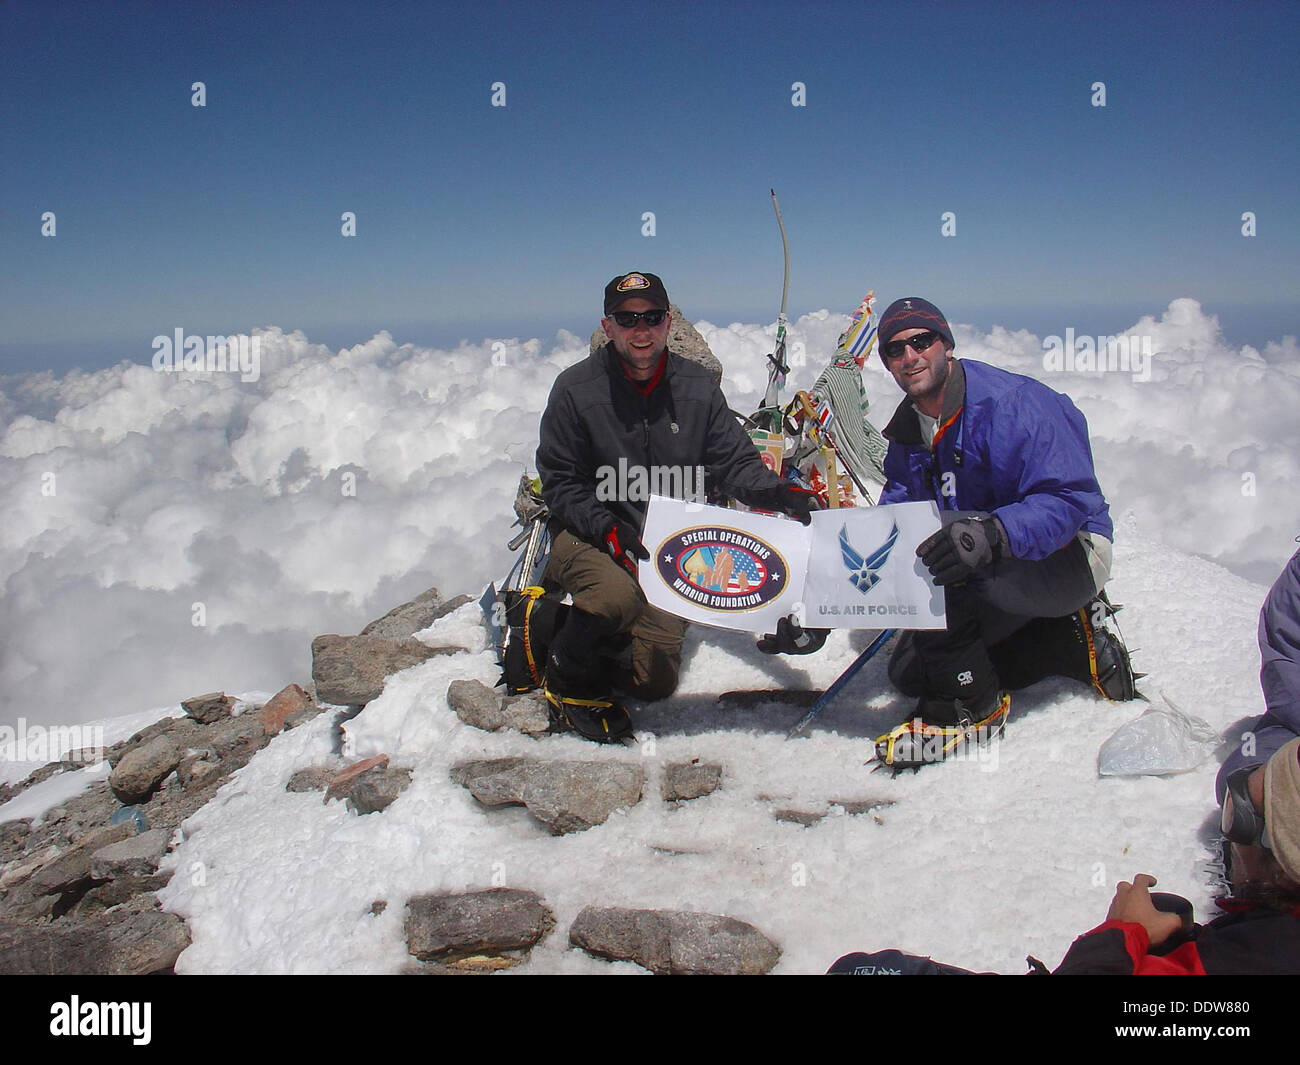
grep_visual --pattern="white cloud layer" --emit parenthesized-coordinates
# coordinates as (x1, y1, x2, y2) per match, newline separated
(1, 300, 1296, 727)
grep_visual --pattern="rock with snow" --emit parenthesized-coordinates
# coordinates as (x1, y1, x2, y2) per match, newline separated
(450, 757, 645, 835)
(323, 755, 390, 803)
(500, 693, 551, 735)
(569, 906, 781, 975)
(447, 679, 503, 729)
(109, 737, 184, 804)
(90, 828, 169, 880)
(181, 691, 235, 724)
(311, 634, 458, 705)
(362, 588, 474, 639)
(405, 888, 555, 962)
(285, 766, 339, 793)
(662, 761, 722, 802)
(345, 766, 412, 815)
(447, 680, 550, 735)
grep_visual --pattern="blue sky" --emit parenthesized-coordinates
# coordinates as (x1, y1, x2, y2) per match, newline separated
(2, 0, 1297, 374)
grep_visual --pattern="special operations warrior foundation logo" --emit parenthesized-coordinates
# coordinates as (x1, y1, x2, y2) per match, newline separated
(656, 526, 787, 612)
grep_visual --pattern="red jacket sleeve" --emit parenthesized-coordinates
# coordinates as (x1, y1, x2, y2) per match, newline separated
(1052, 920, 1207, 975)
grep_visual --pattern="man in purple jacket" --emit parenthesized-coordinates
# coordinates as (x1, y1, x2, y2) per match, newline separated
(869, 298, 1136, 768)
(1217, 547, 1300, 801)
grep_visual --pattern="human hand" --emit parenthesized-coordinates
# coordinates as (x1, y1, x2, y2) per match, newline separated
(1105, 874, 1184, 947)
(603, 520, 648, 578)
(916, 515, 1006, 585)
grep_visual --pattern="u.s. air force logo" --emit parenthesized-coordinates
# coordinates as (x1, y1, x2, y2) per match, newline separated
(656, 526, 787, 611)
(840, 521, 899, 594)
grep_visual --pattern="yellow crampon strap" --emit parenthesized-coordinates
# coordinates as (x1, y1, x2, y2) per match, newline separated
(520, 586, 546, 687)
(1079, 607, 1107, 700)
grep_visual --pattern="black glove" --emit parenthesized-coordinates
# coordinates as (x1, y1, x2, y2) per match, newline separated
(917, 515, 1006, 585)
(754, 482, 818, 525)
(757, 615, 829, 655)
(603, 520, 648, 578)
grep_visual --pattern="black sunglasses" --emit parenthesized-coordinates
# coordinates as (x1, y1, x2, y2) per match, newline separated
(881, 330, 941, 360)
(610, 309, 668, 328)
(1221, 766, 1272, 851)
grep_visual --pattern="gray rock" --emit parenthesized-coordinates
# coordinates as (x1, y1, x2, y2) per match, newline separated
(109, 716, 199, 766)
(405, 888, 555, 961)
(590, 303, 723, 384)
(363, 588, 475, 640)
(450, 757, 644, 835)
(0, 898, 189, 974)
(17, 761, 73, 790)
(447, 679, 504, 730)
(176, 750, 222, 788)
(181, 691, 235, 724)
(282, 708, 321, 731)
(67, 873, 172, 919)
(286, 766, 339, 793)
(773, 808, 825, 827)
(1, 819, 32, 847)
(203, 713, 270, 758)
(312, 633, 459, 705)
(345, 766, 413, 815)
(28, 822, 136, 895)
(500, 693, 551, 735)
(90, 828, 169, 880)
(569, 906, 781, 975)
(447, 680, 549, 736)
(662, 762, 723, 802)
(109, 736, 184, 805)
(829, 797, 896, 817)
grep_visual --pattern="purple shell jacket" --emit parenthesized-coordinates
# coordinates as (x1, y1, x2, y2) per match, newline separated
(878, 359, 1113, 560)
(1216, 547, 1300, 801)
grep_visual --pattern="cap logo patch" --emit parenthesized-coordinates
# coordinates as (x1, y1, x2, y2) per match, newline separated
(617, 274, 651, 292)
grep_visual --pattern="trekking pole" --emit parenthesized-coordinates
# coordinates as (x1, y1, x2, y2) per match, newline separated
(786, 629, 897, 739)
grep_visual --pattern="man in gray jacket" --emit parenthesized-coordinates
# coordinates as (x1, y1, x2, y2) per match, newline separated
(531, 271, 814, 742)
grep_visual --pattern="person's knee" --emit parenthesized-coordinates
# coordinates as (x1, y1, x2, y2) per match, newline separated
(626, 641, 682, 701)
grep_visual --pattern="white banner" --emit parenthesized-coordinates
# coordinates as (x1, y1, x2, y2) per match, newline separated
(639, 495, 944, 632)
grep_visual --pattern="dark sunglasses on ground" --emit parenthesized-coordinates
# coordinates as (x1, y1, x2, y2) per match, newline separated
(610, 309, 668, 328)
(881, 330, 941, 360)
(1221, 766, 1272, 851)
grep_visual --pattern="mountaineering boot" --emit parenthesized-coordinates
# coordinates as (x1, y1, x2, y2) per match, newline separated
(501, 590, 568, 695)
(1080, 591, 1139, 700)
(985, 592, 1139, 701)
(542, 608, 633, 744)
(874, 690, 1011, 770)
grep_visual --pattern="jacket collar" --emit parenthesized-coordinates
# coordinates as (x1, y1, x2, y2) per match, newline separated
(882, 357, 966, 445)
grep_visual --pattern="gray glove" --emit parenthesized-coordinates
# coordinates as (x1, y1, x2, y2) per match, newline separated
(917, 516, 1006, 585)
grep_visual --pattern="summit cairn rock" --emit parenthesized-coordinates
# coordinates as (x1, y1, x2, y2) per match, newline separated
(569, 906, 781, 975)
(590, 303, 723, 384)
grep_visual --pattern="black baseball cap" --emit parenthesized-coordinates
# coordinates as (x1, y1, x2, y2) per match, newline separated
(604, 272, 670, 315)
